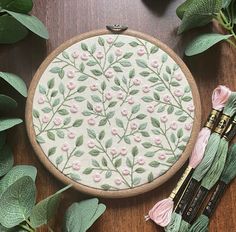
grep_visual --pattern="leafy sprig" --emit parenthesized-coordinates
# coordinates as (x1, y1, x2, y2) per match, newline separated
(0, 0, 48, 44)
(177, 0, 236, 56)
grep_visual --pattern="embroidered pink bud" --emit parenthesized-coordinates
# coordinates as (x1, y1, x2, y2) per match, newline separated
(128, 97, 134, 104)
(170, 122, 178, 130)
(187, 104, 195, 112)
(133, 78, 141, 86)
(67, 70, 75, 78)
(115, 178, 122, 185)
(115, 48, 123, 57)
(154, 136, 161, 145)
(151, 60, 159, 68)
(87, 140, 95, 148)
(38, 95, 45, 104)
(122, 168, 130, 175)
(137, 156, 145, 165)
(53, 117, 62, 126)
(158, 153, 166, 160)
(90, 84, 98, 91)
(120, 147, 127, 156)
(42, 115, 49, 123)
(142, 85, 150, 93)
(105, 92, 112, 100)
(72, 161, 81, 171)
(87, 117, 96, 126)
(61, 143, 69, 152)
(96, 51, 104, 59)
(111, 128, 118, 136)
(163, 95, 170, 103)
(95, 105, 102, 113)
(137, 47, 145, 56)
(121, 109, 128, 116)
(93, 172, 102, 182)
(70, 105, 78, 113)
(81, 52, 89, 61)
(185, 123, 192, 131)
(110, 148, 117, 156)
(175, 73, 182, 81)
(105, 69, 114, 79)
(130, 122, 138, 130)
(68, 131, 76, 139)
(174, 89, 184, 97)
(160, 115, 168, 123)
(67, 81, 76, 90)
(117, 91, 124, 100)
(72, 51, 79, 59)
(107, 37, 113, 44)
(134, 135, 141, 142)
(147, 105, 155, 113)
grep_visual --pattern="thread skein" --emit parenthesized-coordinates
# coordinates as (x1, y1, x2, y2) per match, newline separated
(178, 117, 236, 232)
(145, 85, 231, 227)
(189, 144, 236, 232)
(165, 91, 236, 232)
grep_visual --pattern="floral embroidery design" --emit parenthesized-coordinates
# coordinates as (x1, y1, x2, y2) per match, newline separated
(32, 35, 195, 190)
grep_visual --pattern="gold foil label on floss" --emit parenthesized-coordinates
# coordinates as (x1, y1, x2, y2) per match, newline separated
(223, 119, 236, 141)
(169, 166, 192, 200)
(214, 114, 231, 135)
(204, 109, 221, 130)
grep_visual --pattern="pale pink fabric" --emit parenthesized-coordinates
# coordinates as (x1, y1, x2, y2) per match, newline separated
(212, 85, 231, 110)
(145, 198, 173, 227)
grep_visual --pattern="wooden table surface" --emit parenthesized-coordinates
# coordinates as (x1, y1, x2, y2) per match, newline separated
(1, 0, 236, 231)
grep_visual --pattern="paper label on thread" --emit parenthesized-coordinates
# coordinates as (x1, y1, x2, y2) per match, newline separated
(214, 114, 231, 135)
(223, 120, 236, 141)
(204, 109, 220, 130)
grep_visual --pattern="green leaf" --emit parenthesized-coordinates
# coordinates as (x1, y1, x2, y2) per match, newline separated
(0, 72, 27, 97)
(151, 117, 160, 128)
(0, 15, 28, 44)
(87, 129, 96, 139)
(139, 123, 147, 130)
(136, 114, 147, 120)
(91, 69, 103, 76)
(148, 172, 154, 182)
(129, 41, 139, 47)
(131, 104, 140, 114)
(48, 147, 56, 156)
(176, 0, 195, 19)
(136, 59, 147, 68)
(178, 116, 188, 122)
(0, 144, 13, 177)
(133, 177, 141, 185)
(113, 66, 123, 72)
(77, 86, 86, 93)
(114, 158, 122, 168)
(0, 176, 36, 228)
(149, 161, 160, 167)
(105, 138, 112, 148)
(47, 131, 55, 141)
(150, 46, 159, 54)
(142, 142, 152, 148)
(76, 136, 83, 147)
(129, 69, 135, 79)
(0, 118, 22, 132)
(89, 149, 100, 156)
(170, 133, 176, 143)
(185, 33, 232, 56)
(0, 94, 17, 110)
(91, 95, 102, 102)
(83, 168, 93, 174)
(81, 43, 88, 51)
(98, 118, 107, 126)
(119, 60, 131, 67)
(98, 37, 105, 46)
(0, 165, 37, 197)
(58, 109, 69, 115)
(132, 146, 138, 156)
(135, 168, 145, 173)
(177, 128, 183, 138)
(0, 0, 33, 13)
(73, 119, 83, 127)
(116, 118, 124, 128)
(178, 0, 223, 34)
(114, 41, 125, 47)
(123, 52, 133, 59)
(4, 10, 49, 39)
(30, 185, 71, 228)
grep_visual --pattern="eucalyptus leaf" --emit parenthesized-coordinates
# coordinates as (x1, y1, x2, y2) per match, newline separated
(3, 10, 49, 39)
(0, 72, 27, 97)
(0, 176, 36, 228)
(0, 165, 37, 197)
(0, 118, 23, 132)
(30, 185, 71, 228)
(176, 0, 195, 19)
(0, 0, 33, 13)
(185, 33, 232, 56)
(0, 15, 28, 44)
(0, 94, 17, 110)
(0, 144, 13, 177)
(178, 0, 223, 34)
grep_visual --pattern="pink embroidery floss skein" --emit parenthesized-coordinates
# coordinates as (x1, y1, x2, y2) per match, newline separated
(145, 85, 231, 227)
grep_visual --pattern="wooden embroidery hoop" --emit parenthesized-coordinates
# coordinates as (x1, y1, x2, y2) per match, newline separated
(25, 28, 201, 198)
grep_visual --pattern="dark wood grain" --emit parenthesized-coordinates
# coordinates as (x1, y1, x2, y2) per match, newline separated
(0, 0, 236, 231)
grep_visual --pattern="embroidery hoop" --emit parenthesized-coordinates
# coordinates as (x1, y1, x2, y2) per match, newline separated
(25, 28, 201, 198)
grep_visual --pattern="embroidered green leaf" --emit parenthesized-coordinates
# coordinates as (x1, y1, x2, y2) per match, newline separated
(114, 158, 122, 168)
(108, 101, 117, 107)
(91, 69, 103, 76)
(42, 107, 51, 113)
(81, 43, 88, 51)
(108, 54, 114, 64)
(144, 152, 155, 157)
(87, 60, 97, 66)
(83, 168, 93, 174)
(63, 117, 71, 125)
(87, 129, 96, 139)
(151, 118, 160, 128)
(102, 157, 107, 167)
(139, 123, 147, 130)
(177, 128, 184, 138)
(132, 104, 140, 114)
(47, 78, 54, 89)
(123, 52, 133, 59)
(129, 41, 139, 47)
(129, 69, 135, 79)
(161, 54, 168, 63)
(101, 184, 111, 190)
(185, 33, 232, 56)
(178, 116, 188, 122)
(89, 149, 100, 156)
(126, 157, 132, 168)
(98, 118, 107, 126)
(105, 138, 112, 148)
(74, 96, 86, 102)
(77, 86, 86, 93)
(92, 160, 100, 167)
(91, 95, 102, 102)
(133, 177, 141, 185)
(78, 75, 88, 81)
(167, 105, 174, 114)
(149, 161, 160, 167)
(47, 131, 55, 141)
(136, 114, 147, 119)
(101, 81, 106, 91)
(130, 89, 139, 95)
(141, 131, 150, 137)
(132, 146, 138, 156)
(119, 60, 131, 67)
(150, 46, 159, 54)
(140, 71, 150, 77)
(39, 85, 46, 94)
(116, 118, 124, 128)
(113, 66, 123, 72)
(136, 59, 147, 68)
(135, 168, 145, 173)
(76, 136, 83, 147)
(148, 172, 154, 182)
(58, 109, 69, 115)
(48, 147, 56, 156)
(124, 136, 131, 144)
(98, 37, 105, 46)
(114, 41, 125, 47)
(87, 101, 94, 111)
(98, 130, 105, 140)
(170, 133, 176, 143)
(56, 156, 63, 165)
(142, 142, 152, 148)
